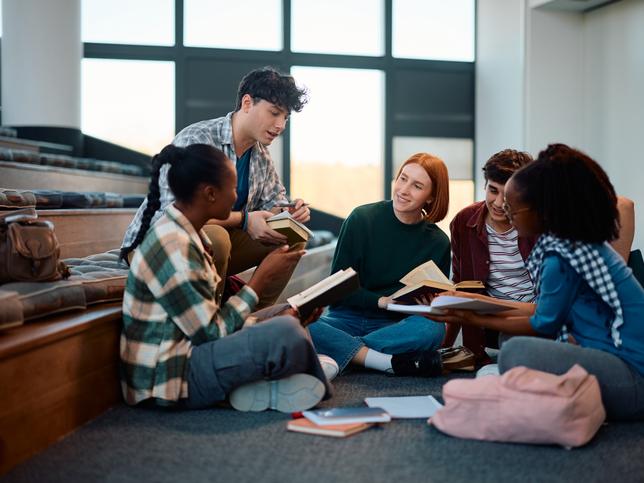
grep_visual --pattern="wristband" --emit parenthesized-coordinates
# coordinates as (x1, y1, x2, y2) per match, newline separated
(241, 209, 249, 231)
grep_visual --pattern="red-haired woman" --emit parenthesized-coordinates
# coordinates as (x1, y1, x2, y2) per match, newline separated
(308, 153, 450, 377)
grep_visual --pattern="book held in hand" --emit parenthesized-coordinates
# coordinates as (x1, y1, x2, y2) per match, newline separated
(287, 268, 359, 320)
(391, 260, 484, 303)
(287, 418, 372, 438)
(266, 211, 315, 245)
(387, 295, 516, 316)
(302, 406, 391, 426)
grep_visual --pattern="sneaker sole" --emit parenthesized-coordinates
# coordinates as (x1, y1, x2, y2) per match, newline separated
(230, 374, 325, 413)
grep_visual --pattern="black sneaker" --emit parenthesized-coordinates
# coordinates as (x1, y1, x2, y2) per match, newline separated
(391, 350, 443, 377)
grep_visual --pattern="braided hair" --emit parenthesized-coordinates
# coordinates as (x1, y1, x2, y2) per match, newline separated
(119, 144, 230, 261)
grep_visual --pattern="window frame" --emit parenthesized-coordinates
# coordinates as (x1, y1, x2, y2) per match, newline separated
(82, 0, 476, 200)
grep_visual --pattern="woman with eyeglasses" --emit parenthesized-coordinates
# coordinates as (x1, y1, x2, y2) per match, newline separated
(439, 144, 644, 421)
(447, 149, 635, 367)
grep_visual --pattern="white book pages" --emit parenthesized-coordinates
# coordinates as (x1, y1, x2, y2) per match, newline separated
(399, 259, 451, 286)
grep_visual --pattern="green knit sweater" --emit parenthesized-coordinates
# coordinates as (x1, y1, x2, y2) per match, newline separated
(330, 200, 450, 317)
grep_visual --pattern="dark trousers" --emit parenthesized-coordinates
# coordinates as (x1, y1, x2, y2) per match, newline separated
(499, 336, 644, 421)
(185, 316, 332, 409)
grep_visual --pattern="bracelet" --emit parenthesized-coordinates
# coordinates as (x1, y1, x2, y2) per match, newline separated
(241, 209, 249, 231)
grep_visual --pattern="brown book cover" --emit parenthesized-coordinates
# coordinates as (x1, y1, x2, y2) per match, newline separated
(266, 211, 314, 245)
(287, 418, 372, 438)
(287, 268, 359, 320)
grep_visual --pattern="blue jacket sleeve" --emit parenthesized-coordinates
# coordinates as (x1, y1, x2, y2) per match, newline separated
(529, 254, 580, 336)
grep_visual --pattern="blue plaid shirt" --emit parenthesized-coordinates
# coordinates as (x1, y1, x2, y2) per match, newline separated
(122, 112, 288, 248)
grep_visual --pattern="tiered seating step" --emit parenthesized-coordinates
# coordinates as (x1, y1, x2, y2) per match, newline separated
(0, 304, 123, 475)
(0, 161, 148, 194)
(0, 135, 74, 155)
(36, 209, 137, 259)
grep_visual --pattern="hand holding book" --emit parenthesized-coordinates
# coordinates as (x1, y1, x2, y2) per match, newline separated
(390, 260, 484, 303)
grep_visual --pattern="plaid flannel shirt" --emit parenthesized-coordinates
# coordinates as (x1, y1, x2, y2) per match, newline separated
(121, 112, 288, 248)
(120, 204, 258, 405)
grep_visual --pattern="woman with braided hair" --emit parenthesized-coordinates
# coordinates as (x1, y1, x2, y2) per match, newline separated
(120, 144, 332, 413)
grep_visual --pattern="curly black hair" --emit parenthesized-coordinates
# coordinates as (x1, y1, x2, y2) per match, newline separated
(234, 66, 308, 113)
(119, 144, 230, 261)
(510, 143, 619, 244)
(483, 149, 533, 184)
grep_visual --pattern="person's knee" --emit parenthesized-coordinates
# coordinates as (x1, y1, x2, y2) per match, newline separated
(407, 316, 446, 350)
(202, 224, 232, 262)
(498, 336, 536, 372)
(264, 316, 308, 350)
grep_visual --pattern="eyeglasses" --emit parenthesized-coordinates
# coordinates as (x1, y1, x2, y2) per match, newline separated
(502, 201, 531, 222)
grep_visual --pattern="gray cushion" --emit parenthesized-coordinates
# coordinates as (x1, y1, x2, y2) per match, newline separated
(0, 290, 24, 330)
(0, 189, 37, 209)
(0, 280, 86, 321)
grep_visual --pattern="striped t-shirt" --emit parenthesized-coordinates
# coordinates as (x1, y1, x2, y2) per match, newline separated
(485, 224, 535, 302)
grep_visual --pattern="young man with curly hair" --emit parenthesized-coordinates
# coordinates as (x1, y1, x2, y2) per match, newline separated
(122, 67, 311, 308)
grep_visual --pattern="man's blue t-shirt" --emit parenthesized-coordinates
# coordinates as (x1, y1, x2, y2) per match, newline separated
(233, 148, 251, 211)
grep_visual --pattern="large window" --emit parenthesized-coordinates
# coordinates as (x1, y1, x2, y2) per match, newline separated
(81, 1, 475, 226)
(81, 59, 175, 155)
(291, 0, 384, 56)
(290, 67, 385, 218)
(81, 0, 174, 45)
(393, 0, 475, 61)
(184, 0, 282, 50)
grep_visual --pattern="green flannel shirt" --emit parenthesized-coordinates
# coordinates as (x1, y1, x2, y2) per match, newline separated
(120, 204, 258, 406)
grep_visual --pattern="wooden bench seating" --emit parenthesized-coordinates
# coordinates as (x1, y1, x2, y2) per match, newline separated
(0, 304, 123, 475)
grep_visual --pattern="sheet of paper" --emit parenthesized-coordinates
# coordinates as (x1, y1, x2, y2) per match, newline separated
(386, 303, 446, 316)
(364, 395, 443, 418)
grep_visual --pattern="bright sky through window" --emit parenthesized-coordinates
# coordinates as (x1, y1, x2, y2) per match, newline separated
(81, 59, 175, 155)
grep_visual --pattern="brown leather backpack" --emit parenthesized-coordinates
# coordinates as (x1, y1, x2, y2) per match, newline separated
(0, 208, 69, 284)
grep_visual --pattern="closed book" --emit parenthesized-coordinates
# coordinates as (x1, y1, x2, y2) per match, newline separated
(287, 418, 372, 438)
(287, 268, 359, 320)
(302, 406, 391, 426)
(266, 211, 314, 245)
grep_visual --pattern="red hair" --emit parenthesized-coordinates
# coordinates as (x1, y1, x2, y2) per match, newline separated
(395, 152, 449, 223)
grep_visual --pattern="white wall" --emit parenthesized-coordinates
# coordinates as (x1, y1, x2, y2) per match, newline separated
(1, 0, 82, 127)
(475, 0, 526, 199)
(583, 0, 644, 250)
(476, 0, 644, 250)
(525, 8, 585, 154)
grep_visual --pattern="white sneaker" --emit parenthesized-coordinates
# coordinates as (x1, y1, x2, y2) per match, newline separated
(318, 354, 339, 381)
(476, 363, 500, 378)
(229, 373, 325, 413)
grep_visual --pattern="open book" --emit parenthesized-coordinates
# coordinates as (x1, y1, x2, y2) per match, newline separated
(387, 295, 516, 316)
(390, 260, 484, 303)
(266, 211, 315, 245)
(287, 268, 359, 320)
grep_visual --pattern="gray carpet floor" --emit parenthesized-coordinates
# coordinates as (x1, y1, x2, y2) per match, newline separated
(4, 371, 644, 483)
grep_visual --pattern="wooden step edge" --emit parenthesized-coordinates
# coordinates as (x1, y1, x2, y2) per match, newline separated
(0, 160, 148, 183)
(0, 303, 123, 361)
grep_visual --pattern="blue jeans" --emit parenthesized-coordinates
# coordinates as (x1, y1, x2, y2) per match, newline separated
(308, 308, 445, 372)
